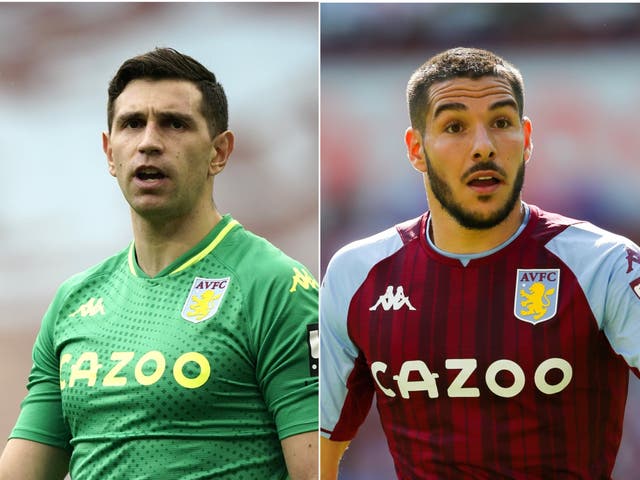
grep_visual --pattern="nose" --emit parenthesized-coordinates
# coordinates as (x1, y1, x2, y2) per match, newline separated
(471, 126, 495, 161)
(138, 123, 163, 156)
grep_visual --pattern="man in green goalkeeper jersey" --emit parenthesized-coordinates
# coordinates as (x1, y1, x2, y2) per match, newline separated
(0, 48, 319, 480)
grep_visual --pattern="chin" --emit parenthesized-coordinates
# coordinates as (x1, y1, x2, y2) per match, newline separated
(459, 204, 519, 230)
(131, 202, 173, 219)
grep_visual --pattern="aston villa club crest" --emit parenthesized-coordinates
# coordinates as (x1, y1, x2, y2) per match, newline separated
(514, 269, 560, 325)
(181, 277, 230, 323)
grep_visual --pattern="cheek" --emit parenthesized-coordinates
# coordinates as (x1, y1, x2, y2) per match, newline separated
(501, 130, 527, 149)
(426, 139, 466, 174)
(110, 156, 125, 174)
(505, 139, 527, 164)
(429, 134, 468, 157)
(178, 151, 211, 182)
(108, 148, 133, 180)
(108, 141, 126, 163)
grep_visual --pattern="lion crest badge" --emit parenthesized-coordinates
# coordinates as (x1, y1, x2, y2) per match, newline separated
(181, 277, 230, 324)
(514, 269, 560, 325)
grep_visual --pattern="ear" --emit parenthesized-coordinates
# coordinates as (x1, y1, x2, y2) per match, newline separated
(209, 130, 235, 176)
(405, 127, 428, 173)
(102, 132, 117, 177)
(522, 116, 533, 163)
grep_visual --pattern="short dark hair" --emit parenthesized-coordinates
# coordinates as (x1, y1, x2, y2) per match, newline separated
(407, 47, 525, 134)
(107, 47, 228, 137)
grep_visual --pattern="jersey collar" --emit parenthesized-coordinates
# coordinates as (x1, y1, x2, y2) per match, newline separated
(127, 214, 240, 278)
(425, 203, 531, 266)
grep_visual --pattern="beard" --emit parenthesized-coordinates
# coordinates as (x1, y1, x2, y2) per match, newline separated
(425, 152, 525, 230)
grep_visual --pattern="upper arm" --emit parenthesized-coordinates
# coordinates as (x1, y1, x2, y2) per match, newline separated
(281, 431, 318, 480)
(546, 225, 640, 374)
(252, 260, 318, 440)
(601, 244, 640, 374)
(320, 437, 350, 480)
(320, 252, 375, 440)
(10, 300, 72, 451)
(0, 438, 69, 480)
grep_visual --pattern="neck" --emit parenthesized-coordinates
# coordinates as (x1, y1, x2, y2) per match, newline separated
(429, 200, 525, 255)
(131, 205, 222, 277)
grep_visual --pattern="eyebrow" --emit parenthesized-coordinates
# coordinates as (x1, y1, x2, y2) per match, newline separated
(115, 111, 144, 125)
(433, 102, 467, 120)
(116, 110, 196, 125)
(489, 99, 518, 113)
(432, 98, 519, 120)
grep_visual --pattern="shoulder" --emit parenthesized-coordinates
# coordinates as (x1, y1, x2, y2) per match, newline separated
(531, 205, 637, 257)
(53, 246, 129, 305)
(36, 246, 128, 336)
(529, 205, 640, 280)
(220, 223, 316, 289)
(322, 216, 425, 311)
(325, 216, 420, 284)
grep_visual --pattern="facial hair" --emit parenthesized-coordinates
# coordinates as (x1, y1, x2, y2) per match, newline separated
(425, 151, 526, 230)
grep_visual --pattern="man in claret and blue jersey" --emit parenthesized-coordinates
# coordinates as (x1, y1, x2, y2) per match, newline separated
(320, 47, 640, 479)
(0, 48, 318, 480)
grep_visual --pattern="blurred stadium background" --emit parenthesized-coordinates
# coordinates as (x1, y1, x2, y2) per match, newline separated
(321, 3, 640, 479)
(0, 1, 318, 455)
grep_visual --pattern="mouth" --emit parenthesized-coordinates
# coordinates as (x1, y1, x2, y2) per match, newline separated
(465, 171, 504, 193)
(467, 175, 501, 188)
(134, 165, 167, 182)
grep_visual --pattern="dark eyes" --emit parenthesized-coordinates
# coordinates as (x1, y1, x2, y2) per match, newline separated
(123, 119, 144, 129)
(443, 118, 512, 134)
(494, 118, 511, 129)
(444, 122, 463, 134)
(121, 119, 186, 130)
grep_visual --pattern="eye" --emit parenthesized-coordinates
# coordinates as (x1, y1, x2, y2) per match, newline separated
(123, 119, 144, 129)
(444, 122, 463, 134)
(162, 117, 189, 130)
(494, 118, 512, 129)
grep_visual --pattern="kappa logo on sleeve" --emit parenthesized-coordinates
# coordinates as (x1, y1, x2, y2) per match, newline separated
(289, 267, 319, 293)
(181, 277, 230, 323)
(625, 247, 640, 274)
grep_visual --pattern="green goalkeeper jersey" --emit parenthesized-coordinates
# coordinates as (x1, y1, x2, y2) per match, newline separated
(10, 215, 319, 479)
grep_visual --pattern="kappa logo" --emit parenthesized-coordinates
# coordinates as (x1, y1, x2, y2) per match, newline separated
(181, 277, 230, 323)
(514, 269, 559, 324)
(69, 298, 105, 318)
(626, 248, 640, 274)
(289, 267, 319, 293)
(369, 285, 416, 312)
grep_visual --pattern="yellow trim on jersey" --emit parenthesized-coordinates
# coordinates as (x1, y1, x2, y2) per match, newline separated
(128, 242, 137, 276)
(169, 219, 240, 275)
(127, 219, 240, 277)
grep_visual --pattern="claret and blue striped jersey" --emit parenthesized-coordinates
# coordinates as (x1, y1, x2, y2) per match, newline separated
(320, 204, 640, 479)
(11, 215, 319, 480)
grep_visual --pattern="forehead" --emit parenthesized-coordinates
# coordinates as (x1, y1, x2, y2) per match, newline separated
(427, 76, 517, 118)
(113, 78, 203, 117)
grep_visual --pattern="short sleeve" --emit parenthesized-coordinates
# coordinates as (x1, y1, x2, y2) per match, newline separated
(10, 296, 72, 450)
(546, 222, 640, 377)
(602, 243, 640, 377)
(319, 250, 374, 441)
(251, 261, 319, 440)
